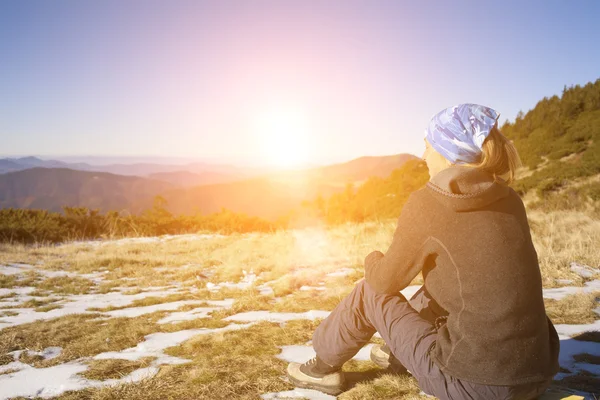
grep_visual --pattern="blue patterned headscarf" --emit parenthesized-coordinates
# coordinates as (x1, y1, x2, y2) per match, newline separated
(424, 104, 500, 164)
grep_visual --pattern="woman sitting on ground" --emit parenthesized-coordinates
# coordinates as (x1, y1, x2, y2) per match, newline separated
(286, 104, 560, 400)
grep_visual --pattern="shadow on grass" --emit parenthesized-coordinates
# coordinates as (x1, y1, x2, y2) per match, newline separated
(344, 367, 410, 390)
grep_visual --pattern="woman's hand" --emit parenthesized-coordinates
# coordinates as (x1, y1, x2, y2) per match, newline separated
(365, 250, 384, 267)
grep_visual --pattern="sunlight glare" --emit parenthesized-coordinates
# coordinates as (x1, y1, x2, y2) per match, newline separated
(253, 105, 312, 168)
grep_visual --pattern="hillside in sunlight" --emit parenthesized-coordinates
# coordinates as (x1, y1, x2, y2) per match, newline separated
(0, 154, 417, 218)
(501, 78, 600, 213)
(161, 153, 419, 218)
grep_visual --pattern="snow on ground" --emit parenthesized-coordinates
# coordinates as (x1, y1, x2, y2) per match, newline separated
(326, 268, 355, 278)
(542, 280, 600, 300)
(157, 306, 220, 324)
(257, 284, 275, 296)
(0, 263, 106, 283)
(94, 323, 253, 364)
(224, 310, 331, 323)
(570, 262, 600, 279)
(22, 347, 63, 361)
(0, 287, 231, 330)
(300, 285, 326, 291)
(276, 344, 374, 364)
(0, 358, 158, 399)
(262, 388, 337, 399)
(553, 318, 600, 382)
(2, 256, 600, 399)
(0, 263, 35, 276)
(104, 300, 214, 319)
(206, 269, 258, 291)
(400, 285, 422, 300)
(156, 299, 235, 324)
(0, 324, 254, 400)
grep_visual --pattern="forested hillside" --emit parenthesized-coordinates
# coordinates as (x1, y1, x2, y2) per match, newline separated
(301, 159, 429, 224)
(502, 79, 600, 208)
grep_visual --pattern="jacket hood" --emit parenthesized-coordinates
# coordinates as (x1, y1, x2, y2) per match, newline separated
(425, 165, 510, 211)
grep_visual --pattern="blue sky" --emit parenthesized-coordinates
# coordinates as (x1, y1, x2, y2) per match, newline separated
(1, 0, 599, 166)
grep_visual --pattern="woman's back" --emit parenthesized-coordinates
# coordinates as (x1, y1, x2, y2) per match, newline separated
(410, 165, 560, 385)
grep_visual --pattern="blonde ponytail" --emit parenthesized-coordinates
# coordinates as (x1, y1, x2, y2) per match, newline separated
(461, 125, 522, 185)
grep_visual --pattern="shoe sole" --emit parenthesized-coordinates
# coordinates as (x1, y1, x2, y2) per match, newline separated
(370, 351, 390, 369)
(287, 373, 344, 396)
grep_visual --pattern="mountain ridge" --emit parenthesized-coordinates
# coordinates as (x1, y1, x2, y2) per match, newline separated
(0, 153, 419, 217)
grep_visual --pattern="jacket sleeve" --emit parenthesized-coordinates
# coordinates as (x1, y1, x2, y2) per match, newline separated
(364, 192, 429, 295)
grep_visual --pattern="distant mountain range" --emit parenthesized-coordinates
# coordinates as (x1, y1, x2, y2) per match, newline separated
(0, 156, 260, 187)
(0, 153, 419, 217)
(0, 168, 172, 213)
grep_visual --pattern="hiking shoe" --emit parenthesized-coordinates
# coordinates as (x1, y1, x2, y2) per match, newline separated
(370, 344, 409, 374)
(286, 357, 345, 396)
(370, 344, 392, 368)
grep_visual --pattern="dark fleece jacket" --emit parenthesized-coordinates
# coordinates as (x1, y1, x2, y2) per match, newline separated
(364, 165, 560, 386)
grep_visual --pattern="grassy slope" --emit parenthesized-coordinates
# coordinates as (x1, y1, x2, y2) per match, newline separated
(502, 79, 600, 215)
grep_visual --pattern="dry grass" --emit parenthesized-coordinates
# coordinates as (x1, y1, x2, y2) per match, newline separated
(545, 292, 600, 325)
(554, 370, 600, 396)
(0, 353, 13, 366)
(340, 373, 427, 400)
(527, 209, 600, 287)
(0, 310, 19, 317)
(80, 357, 156, 380)
(0, 314, 159, 368)
(0, 207, 598, 398)
(35, 276, 95, 295)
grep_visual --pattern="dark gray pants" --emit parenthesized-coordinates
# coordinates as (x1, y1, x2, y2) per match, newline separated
(312, 279, 552, 400)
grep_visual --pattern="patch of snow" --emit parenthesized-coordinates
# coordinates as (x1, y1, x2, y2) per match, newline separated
(205, 299, 236, 307)
(0, 359, 157, 399)
(556, 279, 575, 285)
(94, 323, 254, 364)
(0, 264, 34, 276)
(104, 300, 208, 319)
(0, 287, 35, 297)
(19, 347, 63, 361)
(570, 262, 600, 279)
(555, 320, 600, 340)
(33, 269, 107, 284)
(205, 270, 258, 292)
(150, 299, 235, 324)
(0, 287, 187, 330)
(542, 280, 600, 300)
(157, 307, 219, 324)
(299, 286, 326, 291)
(224, 310, 330, 323)
(401, 285, 422, 300)
(261, 388, 336, 399)
(275, 344, 375, 365)
(257, 284, 274, 296)
(326, 268, 355, 278)
(556, 335, 600, 380)
(0, 321, 255, 399)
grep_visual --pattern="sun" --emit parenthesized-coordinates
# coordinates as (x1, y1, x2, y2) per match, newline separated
(253, 106, 311, 168)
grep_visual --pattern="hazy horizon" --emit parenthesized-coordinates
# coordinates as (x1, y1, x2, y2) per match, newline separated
(0, 151, 419, 169)
(2, 1, 600, 168)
